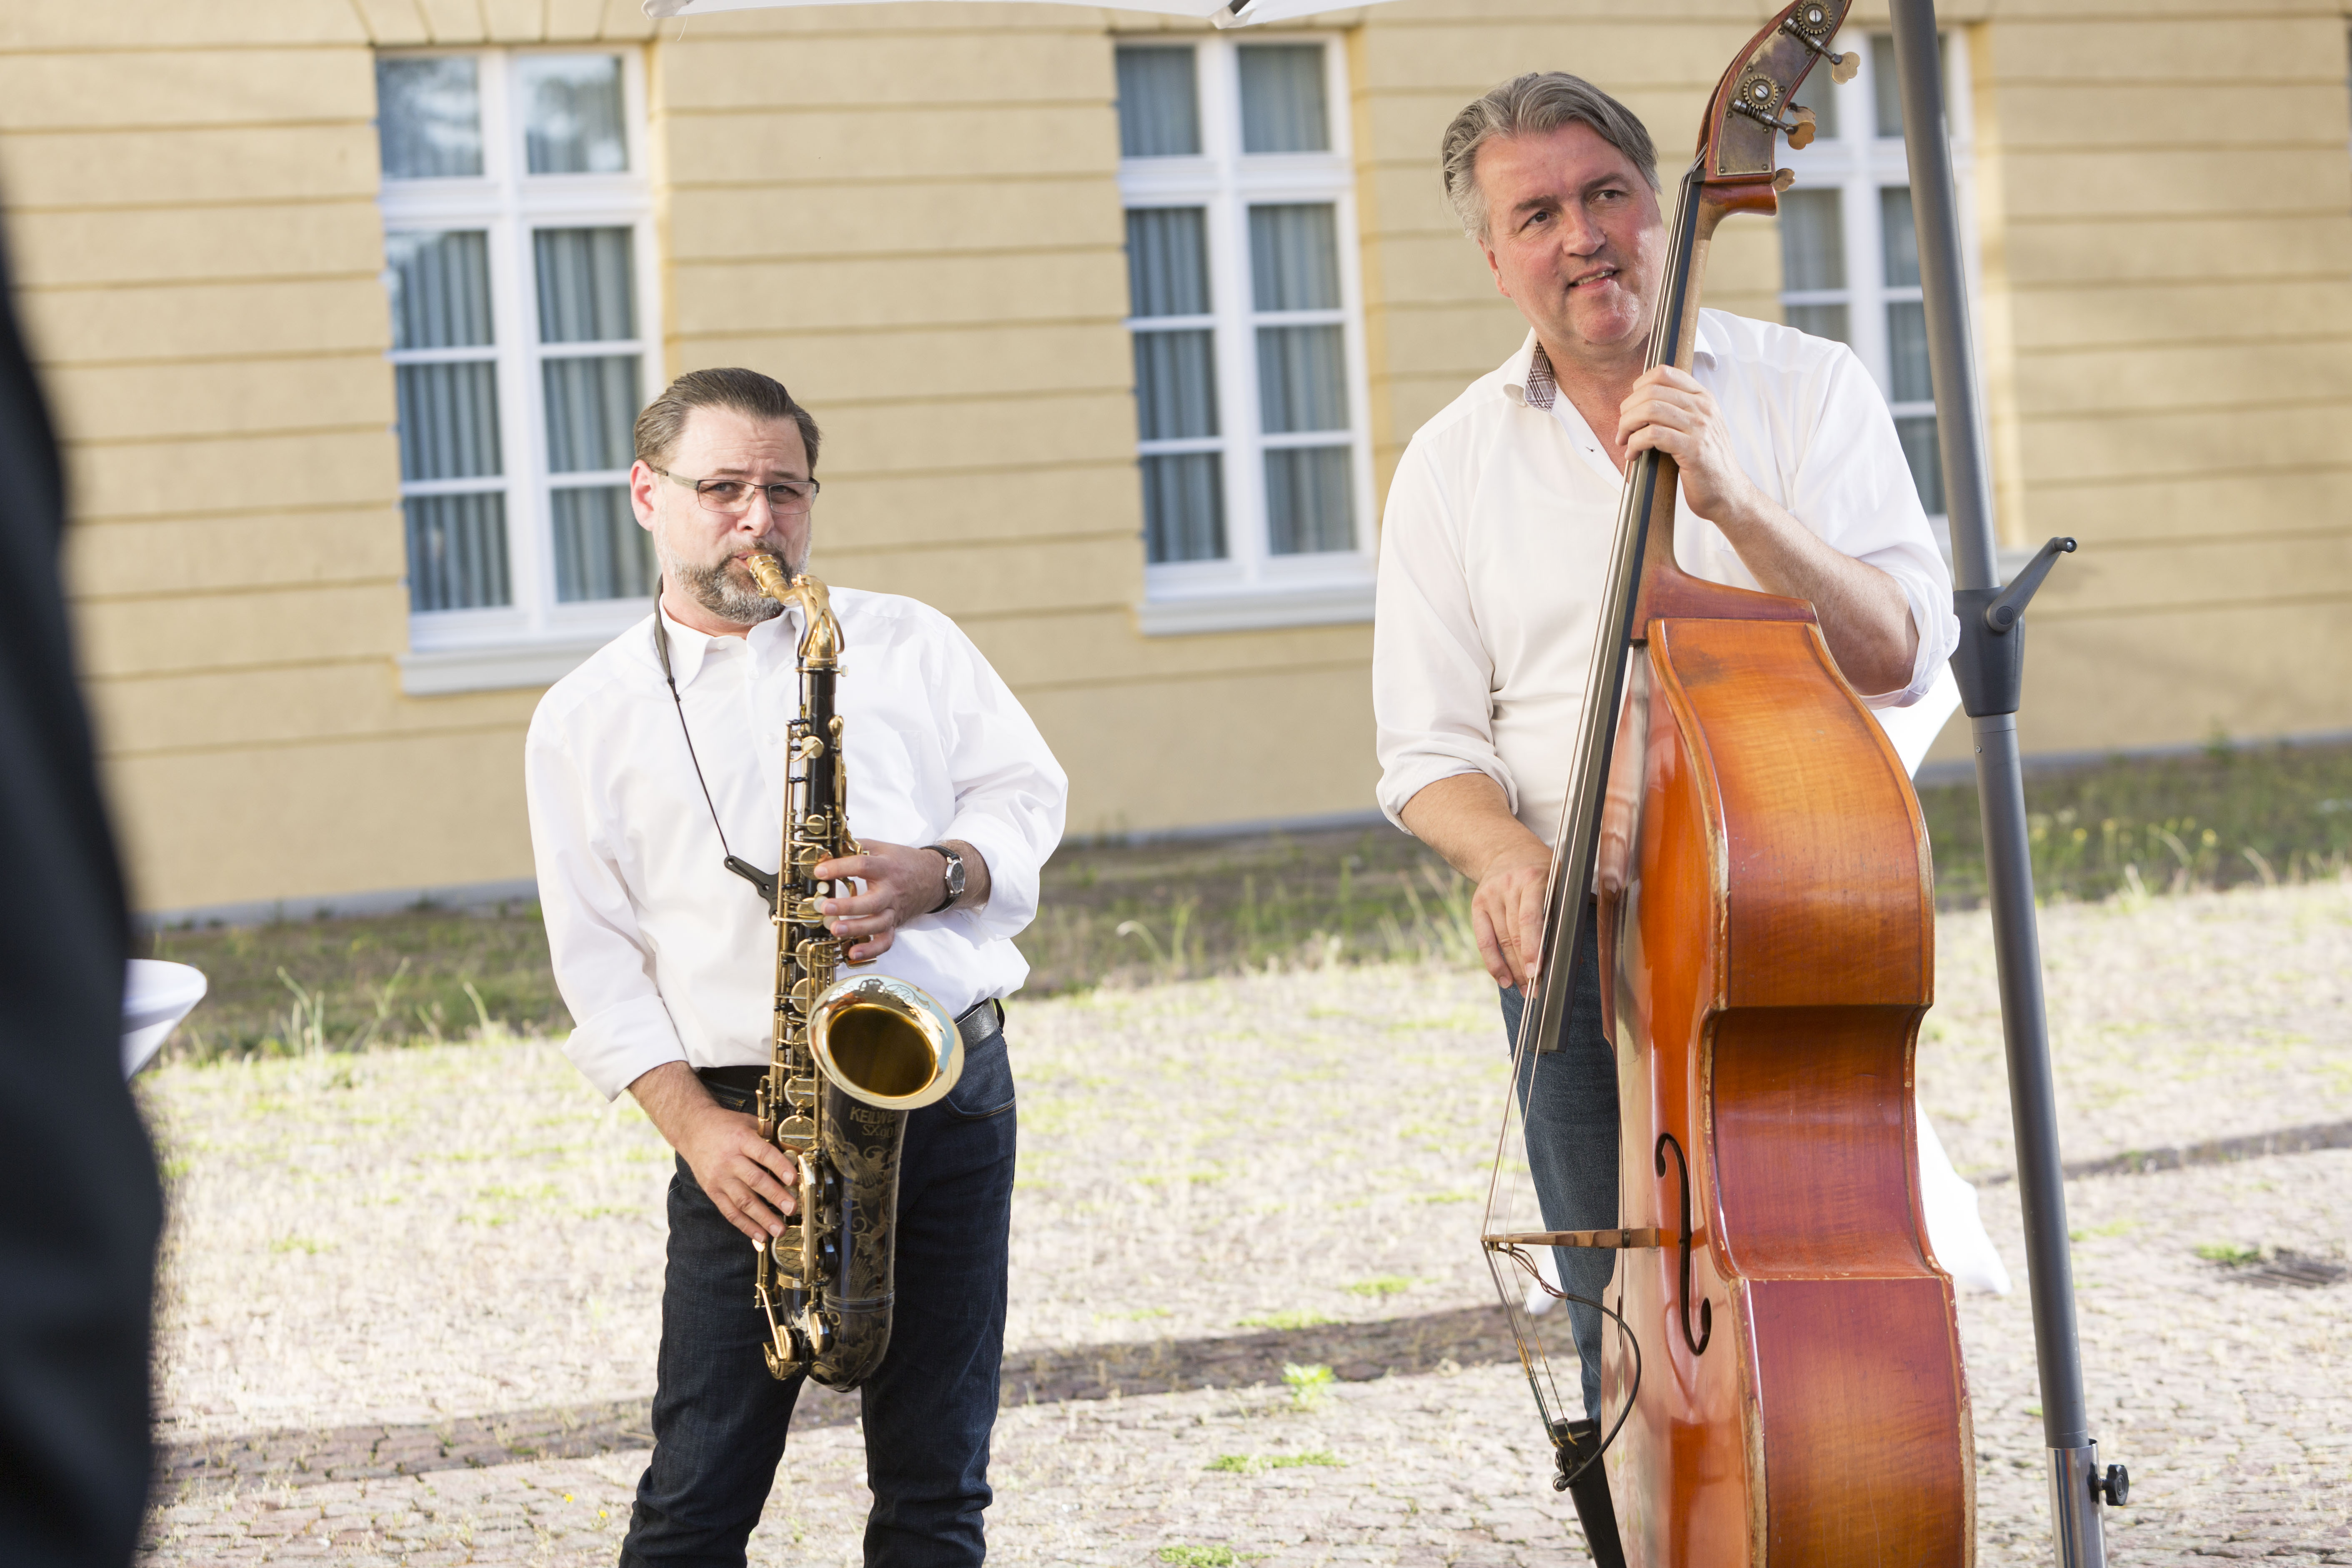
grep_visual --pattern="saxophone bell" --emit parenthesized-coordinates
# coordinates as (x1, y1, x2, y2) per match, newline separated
(808, 975, 963, 1110)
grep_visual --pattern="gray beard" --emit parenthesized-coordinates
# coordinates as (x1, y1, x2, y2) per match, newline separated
(661, 542, 803, 626)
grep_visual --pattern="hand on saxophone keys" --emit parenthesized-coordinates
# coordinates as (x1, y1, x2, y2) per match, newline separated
(813, 839, 989, 961)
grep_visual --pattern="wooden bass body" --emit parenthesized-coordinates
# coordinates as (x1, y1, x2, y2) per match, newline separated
(1595, 610, 1974, 1564)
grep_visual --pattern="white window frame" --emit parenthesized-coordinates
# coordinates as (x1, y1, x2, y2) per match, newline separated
(1778, 32, 1977, 555)
(1117, 34, 1377, 636)
(376, 46, 663, 696)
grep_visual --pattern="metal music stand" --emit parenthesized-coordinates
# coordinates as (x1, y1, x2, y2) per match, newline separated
(1884, 8, 2129, 1564)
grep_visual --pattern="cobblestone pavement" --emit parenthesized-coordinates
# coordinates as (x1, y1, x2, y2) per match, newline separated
(138, 882, 2352, 1564)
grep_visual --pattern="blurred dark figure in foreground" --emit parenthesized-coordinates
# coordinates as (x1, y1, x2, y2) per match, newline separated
(0, 212, 163, 1564)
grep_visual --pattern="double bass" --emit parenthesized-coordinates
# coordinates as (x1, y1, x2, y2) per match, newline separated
(1481, 3, 1975, 1562)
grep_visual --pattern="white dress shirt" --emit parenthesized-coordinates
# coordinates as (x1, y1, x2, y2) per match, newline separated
(525, 588, 1068, 1101)
(1374, 311, 1962, 849)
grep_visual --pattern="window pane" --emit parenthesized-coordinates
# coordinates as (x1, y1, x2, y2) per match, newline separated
(378, 57, 483, 179)
(518, 55, 628, 175)
(1802, 74, 1839, 140)
(1141, 453, 1226, 563)
(1777, 189, 1844, 293)
(1115, 47, 1201, 158)
(535, 228, 637, 343)
(552, 486, 655, 601)
(1238, 44, 1329, 153)
(386, 230, 494, 350)
(405, 493, 510, 611)
(1264, 446, 1353, 554)
(1870, 35, 1904, 138)
(1786, 303, 1850, 344)
(543, 354, 640, 473)
(1249, 204, 1340, 312)
(1256, 325, 1347, 433)
(1879, 186, 1920, 289)
(395, 363, 503, 481)
(1886, 300, 1932, 405)
(1896, 414, 1944, 515)
(1126, 208, 1210, 319)
(1134, 331, 1219, 442)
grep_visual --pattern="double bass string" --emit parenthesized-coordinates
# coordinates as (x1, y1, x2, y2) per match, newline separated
(1479, 155, 1708, 1478)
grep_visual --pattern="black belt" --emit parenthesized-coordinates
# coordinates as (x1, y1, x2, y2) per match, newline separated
(697, 997, 1004, 1104)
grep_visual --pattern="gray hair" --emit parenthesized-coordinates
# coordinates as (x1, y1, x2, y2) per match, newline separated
(1440, 72, 1660, 241)
(634, 366, 823, 473)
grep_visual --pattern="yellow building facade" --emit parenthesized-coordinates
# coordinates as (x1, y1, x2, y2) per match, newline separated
(3, 0, 2348, 915)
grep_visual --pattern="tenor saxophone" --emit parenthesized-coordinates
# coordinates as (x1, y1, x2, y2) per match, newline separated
(743, 552, 964, 1388)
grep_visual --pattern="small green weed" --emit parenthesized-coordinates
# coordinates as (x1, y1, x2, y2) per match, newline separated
(1237, 1309, 1336, 1330)
(1281, 1362, 1335, 1410)
(2196, 1242, 2261, 1266)
(1207, 1451, 1345, 1474)
(270, 1235, 333, 1255)
(1344, 1275, 1419, 1298)
(1157, 1548, 1262, 1566)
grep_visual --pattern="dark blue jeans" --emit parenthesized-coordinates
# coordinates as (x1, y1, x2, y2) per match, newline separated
(620, 1029, 1019, 1568)
(1498, 922, 1618, 1424)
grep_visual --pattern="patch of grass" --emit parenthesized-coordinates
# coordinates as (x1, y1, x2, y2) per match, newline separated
(1158, 1548, 1262, 1567)
(1021, 825, 1471, 993)
(142, 743, 2352, 1065)
(1344, 1275, 1419, 1298)
(269, 1235, 334, 1255)
(1206, 1450, 1345, 1474)
(1281, 1362, 1335, 1410)
(1236, 1309, 1337, 1331)
(2069, 1218, 2140, 1241)
(147, 902, 570, 1064)
(1918, 738, 2352, 907)
(2196, 1242, 2262, 1266)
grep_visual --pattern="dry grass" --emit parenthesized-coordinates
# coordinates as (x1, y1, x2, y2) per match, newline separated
(140, 879, 2352, 1452)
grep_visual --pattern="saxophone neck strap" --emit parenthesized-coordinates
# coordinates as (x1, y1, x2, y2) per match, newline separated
(651, 596, 780, 913)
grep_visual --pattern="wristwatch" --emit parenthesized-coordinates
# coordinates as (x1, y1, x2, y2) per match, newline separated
(923, 843, 966, 914)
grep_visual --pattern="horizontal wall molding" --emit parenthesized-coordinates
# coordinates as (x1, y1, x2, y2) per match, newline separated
(399, 635, 614, 698)
(1135, 580, 1375, 638)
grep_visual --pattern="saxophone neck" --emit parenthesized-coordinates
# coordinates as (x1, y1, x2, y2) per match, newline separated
(745, 553, 843, 669)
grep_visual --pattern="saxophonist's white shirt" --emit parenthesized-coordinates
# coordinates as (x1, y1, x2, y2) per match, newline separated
(525, 587, 1068, 1101)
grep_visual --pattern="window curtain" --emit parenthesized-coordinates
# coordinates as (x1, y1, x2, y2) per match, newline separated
(377, 58, 482, 179)
(1115, 47, 1201, 158)
(535, 227, 645, 600)
(388, 229, 509, 611)
(1777, 188, 1850, 344)
(1127, 206, 1225, 564)
(1237, 45, 1328, 153)
(517, 55, 628, 175)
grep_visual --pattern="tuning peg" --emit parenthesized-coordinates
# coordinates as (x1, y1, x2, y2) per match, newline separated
(1786, 104, 1818, 149)
(1772, 168, 1797, 194)
(1830, 50, 1860, 84)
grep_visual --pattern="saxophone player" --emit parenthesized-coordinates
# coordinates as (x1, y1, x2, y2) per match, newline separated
(524, 368, 1068, 1566)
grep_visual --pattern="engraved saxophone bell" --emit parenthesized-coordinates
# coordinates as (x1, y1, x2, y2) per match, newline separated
(807, 974, 963, 1110)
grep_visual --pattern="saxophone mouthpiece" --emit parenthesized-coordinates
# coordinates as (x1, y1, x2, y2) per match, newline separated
(745, 552, 793, 601)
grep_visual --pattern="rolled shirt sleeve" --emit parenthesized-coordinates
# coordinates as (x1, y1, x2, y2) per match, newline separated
(1784, 340, 1961, 709)
(1372, 433, 1518, 832)
(928, 613, 1068, 945)
(524, 709, 689, 1102)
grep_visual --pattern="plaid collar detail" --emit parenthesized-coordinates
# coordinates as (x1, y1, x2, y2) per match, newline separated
(1523, 342, 1557, 410)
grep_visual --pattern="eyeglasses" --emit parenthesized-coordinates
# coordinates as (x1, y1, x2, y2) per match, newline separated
(655, 468, 821, 516)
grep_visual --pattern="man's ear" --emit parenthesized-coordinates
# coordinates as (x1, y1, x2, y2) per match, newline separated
(628, 460, 659, 530)
(1481, 238, 1510, 301)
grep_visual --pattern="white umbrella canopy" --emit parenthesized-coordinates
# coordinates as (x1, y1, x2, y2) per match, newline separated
(646, 0, 1390, 30)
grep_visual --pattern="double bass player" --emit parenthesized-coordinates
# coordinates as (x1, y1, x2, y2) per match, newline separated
(1371, 71, 1960, 1554)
